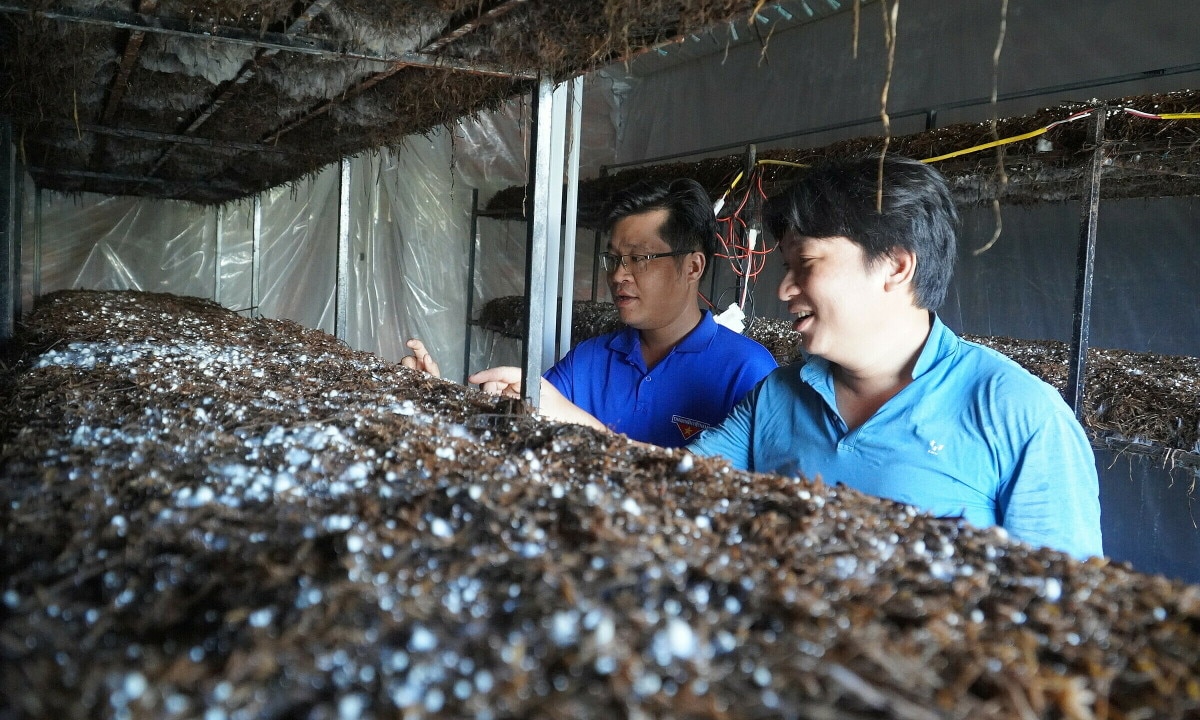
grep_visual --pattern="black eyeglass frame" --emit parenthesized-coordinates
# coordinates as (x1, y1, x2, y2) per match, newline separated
(598, 249, 695, 273)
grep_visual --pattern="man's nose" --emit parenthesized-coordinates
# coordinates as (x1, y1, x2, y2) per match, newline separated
(608, 260, 634, 282)
(777, 269, 797, 301)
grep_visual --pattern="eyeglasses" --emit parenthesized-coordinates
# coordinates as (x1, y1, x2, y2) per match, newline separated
(598, 250, 693, 274)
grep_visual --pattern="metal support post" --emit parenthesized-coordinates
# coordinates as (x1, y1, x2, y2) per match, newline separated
(558, 76, 584, 358)
(591, 165, 608, 302)
(251, 195, 262, 318)
(214, 204, 224, 305)
(335, 158, 351, 341)
(735, 143, 757, 310)
(0, 118, 14, 341)
(1066, 108, 1106, 419)
(11, 158, 22, 320)
(540, 80, 568, 363)
(463, 188, 480, 384)
(33, 187, 41, 302)
(520, 74, 557, 407)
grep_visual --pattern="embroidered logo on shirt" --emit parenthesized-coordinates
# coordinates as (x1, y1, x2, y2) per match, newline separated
(927, 440, 945, 456)
(672, 415, 711, 441)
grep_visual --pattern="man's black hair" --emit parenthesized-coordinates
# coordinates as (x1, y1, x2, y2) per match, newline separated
(763, 154, 958, 310)
(603, 178, 716, 275)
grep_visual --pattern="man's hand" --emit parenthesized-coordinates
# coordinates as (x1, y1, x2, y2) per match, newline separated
(467, 366, 522, 398)
(400, 338, 442, 378)
(469, 366, 607, 432)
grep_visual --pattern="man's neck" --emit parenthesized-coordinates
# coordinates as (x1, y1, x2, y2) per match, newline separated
(832, 310, 933, 427)
(638, 304, 703, 369)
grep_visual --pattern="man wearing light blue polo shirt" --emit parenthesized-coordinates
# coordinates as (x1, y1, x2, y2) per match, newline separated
(689, 155, 1102, 559)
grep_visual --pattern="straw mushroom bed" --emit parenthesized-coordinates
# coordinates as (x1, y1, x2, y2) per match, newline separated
(2, 290, 1199, 719)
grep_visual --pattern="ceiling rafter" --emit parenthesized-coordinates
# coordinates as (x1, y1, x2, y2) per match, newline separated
(23, 120, 306, 155)
(0, 5, 534, 79)
(88, 0, 160, 172)
(141, 0, 336, 181)
(259, 0, 532, 146)
(101, 0, 160, 126)
(422, 0, 531, 54)
(30, 166, 213, 190)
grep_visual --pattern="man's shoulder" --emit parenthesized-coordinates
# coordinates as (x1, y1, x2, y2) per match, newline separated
(709, 324, 779, 365)
(949, 336, 1068, 409)
(569, 326, 631, 355)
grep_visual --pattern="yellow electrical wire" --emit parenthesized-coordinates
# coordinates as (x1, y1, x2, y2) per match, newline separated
(922, 108, 1200, 164)
(720, 108, 1200, 185)
(921, 127, 1050, 164)
(756, 159, 809, 169)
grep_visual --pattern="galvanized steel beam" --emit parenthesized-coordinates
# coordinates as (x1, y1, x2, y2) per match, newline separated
(0, 118, 15, 341)
(1066, 108, 1106, 419)
(521, 74, 555, 407)
(558, 76, 584, 360)
(335, 158, 351, 342)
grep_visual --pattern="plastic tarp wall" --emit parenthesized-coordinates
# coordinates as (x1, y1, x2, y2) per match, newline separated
(466, 217, 611, 379)
(256, 165, 339, 334)
(21, 129, 475, 381)
(946, 198, 1200, 357)
(31, 193, 217, 302)
(618, 0, 1200, 164)
(345, 142, 474, 375)
(450, 77, 624, 378)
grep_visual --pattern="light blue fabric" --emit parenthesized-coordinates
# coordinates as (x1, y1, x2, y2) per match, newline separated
(689, 315, 1103, 559)
(545, 310, 778, 447)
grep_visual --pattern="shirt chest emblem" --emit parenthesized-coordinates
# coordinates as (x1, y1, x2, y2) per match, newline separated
(927, 440, 945, 456)
(672, 415, 710, 441)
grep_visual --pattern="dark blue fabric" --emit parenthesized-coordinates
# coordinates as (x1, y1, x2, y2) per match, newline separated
(544, 310, 778, 447)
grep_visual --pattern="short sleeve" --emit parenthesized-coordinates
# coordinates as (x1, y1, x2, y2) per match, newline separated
(542, 349, 576, 403)
(996, 406, 1103, 559)
(688, 389, 757, 471)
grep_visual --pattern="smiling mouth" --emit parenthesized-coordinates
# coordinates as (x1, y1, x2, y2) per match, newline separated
(792, 311, 813, 332)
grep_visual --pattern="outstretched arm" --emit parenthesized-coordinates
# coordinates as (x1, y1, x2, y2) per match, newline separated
(469, 366, 608, 433)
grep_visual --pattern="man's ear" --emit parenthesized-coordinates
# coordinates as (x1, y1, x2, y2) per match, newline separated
(883, 247, 917, 292)
(684, 251, 706, 283)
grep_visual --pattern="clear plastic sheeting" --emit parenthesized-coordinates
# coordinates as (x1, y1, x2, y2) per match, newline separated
(215, 201, 254, 315)
(30, 192, 216, 300)
(453, 72, 628, 193)
(464, 218, 612, 380)
(19, 128, 477, 381)
(345, 138, 473, 379)
(257, 165, 340, 333)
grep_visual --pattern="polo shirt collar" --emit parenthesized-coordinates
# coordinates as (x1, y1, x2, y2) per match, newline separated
(799, 312, 952, 388)
(607, 310, 718, 365)
(911, 313, 955, 379)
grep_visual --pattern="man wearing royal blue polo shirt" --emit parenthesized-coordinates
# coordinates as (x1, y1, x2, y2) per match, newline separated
(688, 155, 1103, 559)
(407, 179, 777, 448)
